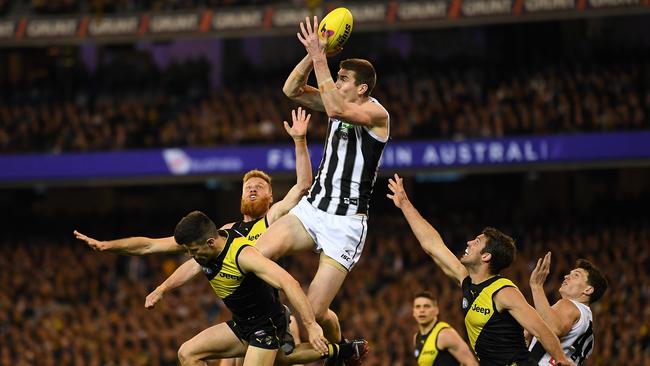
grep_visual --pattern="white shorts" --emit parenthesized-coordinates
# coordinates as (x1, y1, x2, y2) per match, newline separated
(289, 197, 367, 271)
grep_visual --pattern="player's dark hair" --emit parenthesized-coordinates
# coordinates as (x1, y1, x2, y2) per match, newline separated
(174, 211, 218, 246)
(340, 58, 376, 96)
(413, 291, 437, 305)
(576, 259, 608, 304)
(481, 227, 516, 275)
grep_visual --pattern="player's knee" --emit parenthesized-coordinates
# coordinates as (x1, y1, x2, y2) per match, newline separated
(177, 341, 196, 365)
(315, 308, 337, 325)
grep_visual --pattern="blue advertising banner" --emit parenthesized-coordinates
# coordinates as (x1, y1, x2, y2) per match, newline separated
(1, 131, 649, 182)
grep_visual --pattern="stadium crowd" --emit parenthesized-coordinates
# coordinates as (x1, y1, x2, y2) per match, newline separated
(3, 0, 309, 15)
(2, 209, 649, 365)
(2, 55, 649, 153)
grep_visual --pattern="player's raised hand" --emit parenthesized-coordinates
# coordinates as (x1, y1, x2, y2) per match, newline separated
(304, 322, 329, 356)
(144, 288, 164, 309)
(74, 230, 108, 251)
(297, 16, 327, 59)
(387, 173, 410, 209)
(530, 252, 551, 288)
(284, 107, 311, 142)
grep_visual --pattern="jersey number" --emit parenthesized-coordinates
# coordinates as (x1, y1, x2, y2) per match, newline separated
(569, 321, 594, 365)
(548, 321, 593, 366)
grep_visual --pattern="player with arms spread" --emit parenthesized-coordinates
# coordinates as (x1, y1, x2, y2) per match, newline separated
(147, 211, 361, 366)
(74, 108, 315, 366)
(74, 108, 313, 258)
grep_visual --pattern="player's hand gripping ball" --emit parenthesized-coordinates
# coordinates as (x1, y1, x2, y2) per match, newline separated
(318, 7, 353, 56)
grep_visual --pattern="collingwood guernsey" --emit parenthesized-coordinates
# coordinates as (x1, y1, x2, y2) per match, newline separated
(307, 97, 389, 216)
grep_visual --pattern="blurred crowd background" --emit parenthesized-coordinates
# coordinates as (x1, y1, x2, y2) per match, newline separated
(0, 0, 323, 15)
(3, 57, 649, 152)
(2, 15, 650, 153)
(2, 1, 650, 365)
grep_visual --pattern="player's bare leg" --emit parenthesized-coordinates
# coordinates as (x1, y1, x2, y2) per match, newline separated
(255, 214, 315, 260)
(242, 346, 278, 366)
(307, 256, 348, 343)
(178, 323, 246, 366)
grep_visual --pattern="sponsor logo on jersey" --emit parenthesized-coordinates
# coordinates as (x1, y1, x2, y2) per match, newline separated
(337, 121, 354, 140)
(219, 272, 242, 280)
(471, 303, 491, 316)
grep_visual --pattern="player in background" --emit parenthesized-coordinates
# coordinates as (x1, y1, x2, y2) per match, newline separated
(412, 291, 478, 366)
(528, 253, 608, 365)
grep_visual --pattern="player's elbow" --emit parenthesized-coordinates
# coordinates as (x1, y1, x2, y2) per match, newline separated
(282, 83, 300, 99)
(282, 85, 293, 98)
(419, 241, 436, 258)
(296, 179, 312, 194)
(297, 186, 309, 197)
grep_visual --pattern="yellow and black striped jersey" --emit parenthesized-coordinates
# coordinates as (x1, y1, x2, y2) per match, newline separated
(198, 218, 281, 321)
(461, 276, 529, 365)
(414, 321, 459, 366)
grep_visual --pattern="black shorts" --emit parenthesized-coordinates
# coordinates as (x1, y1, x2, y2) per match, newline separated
(227, 309, 288, 350)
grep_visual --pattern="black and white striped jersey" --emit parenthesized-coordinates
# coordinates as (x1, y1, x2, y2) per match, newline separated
(307, 97, 389, 216)
(529, 300, 594, 365)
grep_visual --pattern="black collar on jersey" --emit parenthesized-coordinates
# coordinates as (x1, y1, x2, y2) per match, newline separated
(231, 215, 267, 235)
(467, 275, 501, 291)
(419, 320, 440, 337)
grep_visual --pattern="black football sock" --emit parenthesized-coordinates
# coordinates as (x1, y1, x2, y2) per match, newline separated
(337, 341, 355, 359)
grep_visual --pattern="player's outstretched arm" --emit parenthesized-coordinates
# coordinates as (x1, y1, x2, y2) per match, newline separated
(237, 246, 329, 356)
(437, 328, 479, 366)
(530, 252, 580, 336)
(74, 230, 183, 255)
(268, 108, 313, 224)
(283, 54, 325, 112)
(495, 287, 575, 366)
(144, 258, 202, 309)
(387, 174, 468, 285)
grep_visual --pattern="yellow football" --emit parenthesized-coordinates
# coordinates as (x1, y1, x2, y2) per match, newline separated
(318, 7, 353, 56)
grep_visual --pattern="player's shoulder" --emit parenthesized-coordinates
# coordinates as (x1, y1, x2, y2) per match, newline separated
(493, 284, 525, 309)
(436, 324, 461, 349)
(365, 97, 389, 117)
(555, 298, 582, 318)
